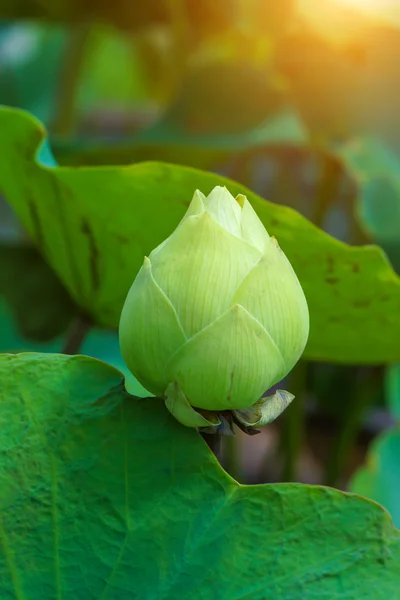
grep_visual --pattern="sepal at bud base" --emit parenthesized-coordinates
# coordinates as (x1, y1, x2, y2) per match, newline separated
(165, 382, 220, 428)
(164, 383, 294, 436)
(200, 415, 236, 437)
(234, 390, 295, 428)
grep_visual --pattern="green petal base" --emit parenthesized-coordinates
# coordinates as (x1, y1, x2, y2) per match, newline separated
(165, 383, 294, 435)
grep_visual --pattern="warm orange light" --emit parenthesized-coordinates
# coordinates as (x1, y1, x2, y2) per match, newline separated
(299, 0, 400, 42)
(335, 0, 378, 5)
(332, 0, 399, 20)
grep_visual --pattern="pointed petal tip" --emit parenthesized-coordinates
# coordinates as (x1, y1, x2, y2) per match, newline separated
(181, 189, 206, 221)
(192, 189, 206, 203)
(235, 193, 246, 208)
(270, 236, 281, 249)
(209, 184, 227, 193)
(202, 185, 242, 236)
(206, 185, 236, 204)
(240, 196, 270, 251)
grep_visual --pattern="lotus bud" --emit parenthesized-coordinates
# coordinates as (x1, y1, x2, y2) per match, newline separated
(119, 186, 309, 431)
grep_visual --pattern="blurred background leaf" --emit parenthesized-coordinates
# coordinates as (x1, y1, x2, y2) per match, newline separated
(340, 138, 400, 271)
(386, 364, 400, 423)
(0, 243, 75, 341)
(350, 429, 400, 528)
(0, 21, 67, 122)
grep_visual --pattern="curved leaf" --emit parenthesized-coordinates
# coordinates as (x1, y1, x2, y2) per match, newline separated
(1, 108, 400, 363)
(0, 352, 399, 599)
(350, 429, 400, 529)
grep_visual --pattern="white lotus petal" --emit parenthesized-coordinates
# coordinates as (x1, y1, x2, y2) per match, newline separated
(165, 304, 286, 411)
(237, 195, 270, 252)
(150, 213, 261, 337)
(203, 186, 242, 237)
(232, 236, 309, 372)
(181, 189, 206, 221)
(119, 257, 186, 396)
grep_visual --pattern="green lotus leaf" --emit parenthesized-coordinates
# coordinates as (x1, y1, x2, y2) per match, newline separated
(0, 352, 400, 599)
(1, 107, 400, 363)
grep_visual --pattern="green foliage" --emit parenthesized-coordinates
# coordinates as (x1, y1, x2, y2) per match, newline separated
(340, 138, 400, 270)
(0, 23, 66, 123)
(350, 356, 400, 525)
(78, 25, 148, 109)
(350, 429, 400, 529)
(386, 363, 400, 421)
(0, 243, 74, 341)
(1, 4, 400, 595)
(0, 0, 235, 35)
(0, 300, 60, 353)
(54, 109, 306, 168)
(1, 107, 400, 364)
(0, 298, 149, 397)
(159, 62, 285, 135)
(1, 352, 400, 599)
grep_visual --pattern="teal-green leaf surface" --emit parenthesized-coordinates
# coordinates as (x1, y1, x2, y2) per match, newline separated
(350, 429, 400, 529)
(1, 352, 400, 599)
(340, 138, 400, 270)
(386, 363, 400, 421)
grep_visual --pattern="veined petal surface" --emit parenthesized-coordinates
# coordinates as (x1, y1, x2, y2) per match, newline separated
(119, 257, 186, 396)
(150, 213, 262, 337)
(203, 186, 242, 237)
(165, 304, 286, 411)
(238, 195, 270, 252)
(232, 237, 309, 372)
(180, 189, 206, 221)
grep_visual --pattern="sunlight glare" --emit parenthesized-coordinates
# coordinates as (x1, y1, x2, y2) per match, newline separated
(333, 0, 399, 18)
(335, 0, 378, 5)
(299, 0, 400, 42)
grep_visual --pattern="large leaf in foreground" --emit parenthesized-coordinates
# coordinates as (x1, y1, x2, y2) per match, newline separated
(350, 429, 400, 529)
(1, 353, 400, 599)
(1, 108, 400, 363)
